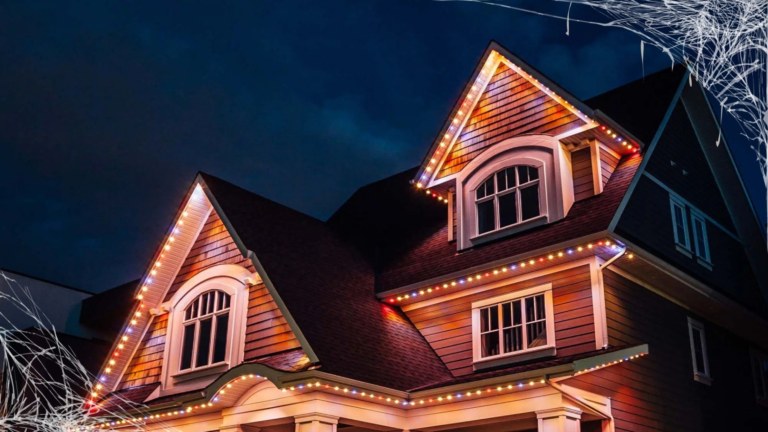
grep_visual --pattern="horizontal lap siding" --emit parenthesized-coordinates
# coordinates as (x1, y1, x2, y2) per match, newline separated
(438, 62, 586, 179)
(571, 148, 594, 200)
(119, 210, 301, 389)
(405, 265, 595, 377)
(599, 147, 620, 188)
(563, 270, 700, 431)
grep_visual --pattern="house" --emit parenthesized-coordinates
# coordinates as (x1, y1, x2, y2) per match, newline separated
(88, 42, 768, 431)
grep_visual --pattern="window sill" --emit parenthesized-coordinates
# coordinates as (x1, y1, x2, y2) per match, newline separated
(696, 258, 713, 271)
(675, 245, 693, 258)
(473, 345, 556, 371)
(171, 362, 229, 384)
(693, 372, 712, 386)
(469, 214, 549, 248)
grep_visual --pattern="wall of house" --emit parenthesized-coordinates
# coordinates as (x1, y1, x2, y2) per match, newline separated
(437, 62, 586, 179)
(571, 147, 594, 200)
(403, 262, 597, 377)
(118, 209, 301, 390)
(564, 269, 768, 431)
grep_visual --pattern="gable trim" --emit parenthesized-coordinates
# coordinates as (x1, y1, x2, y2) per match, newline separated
(200, 178, 320, 365)
(415, 42, 598, 189)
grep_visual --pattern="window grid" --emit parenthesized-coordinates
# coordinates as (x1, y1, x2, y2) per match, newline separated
(479, 293, 547, 359)
(670, 198, 691, 251)
(476, 166, 540, 235)
(690, 211, 710, 263)
(180, 290, 231, 371)
(687, 317, 711, 384)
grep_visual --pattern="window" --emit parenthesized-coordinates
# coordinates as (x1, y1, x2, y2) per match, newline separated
(670, 197, 691, 252)
(476, 166, 541, 235)
(472, 285, 555, 366)
(687, 317, 711, 384)
(752, 350, 768, 406)
(669, 194, 711, 267)
(180, 290, 231, 371)
(690, 211, 710, 264)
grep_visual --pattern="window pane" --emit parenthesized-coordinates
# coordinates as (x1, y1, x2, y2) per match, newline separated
(480, 308, 490, 332)
(502, 303, 511, 328)
(196, 318, 213, 367)
(520, 185, 540, 220)
(180, 324, 195, 370)
(477, 177, 495, 200)
(512, 300, 521, 325)
(498, 192, 517, 227)
(525, 297, 536, 322)
(528, 166, 539, 181)
(503, 327, 523, 353)
(527, 321, 547, 348)
(496, 170, 507, 192)
(213, 313, 229, 363)
(481, 332, 499, 357)
(477, 200, 495, 234)
(536, 295, 546, 320)
(692, 328, 705, 373)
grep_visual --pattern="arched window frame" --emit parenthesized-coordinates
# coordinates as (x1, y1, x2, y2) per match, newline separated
(474, 164, 544, 235)
(159, 264, 256, 390)
(457, 135, 574, 250)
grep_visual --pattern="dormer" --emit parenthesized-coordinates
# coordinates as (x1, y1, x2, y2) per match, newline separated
(413, 43, 640, 249)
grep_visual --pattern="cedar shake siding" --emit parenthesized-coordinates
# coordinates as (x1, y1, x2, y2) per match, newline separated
(599, 145, 620, 188)
(571, 147, 594, 200)
(564, 270, 768, 432)
(403, 263, 596, 377)
(437, 62, 586, 179)
(118, 209, 302, 390)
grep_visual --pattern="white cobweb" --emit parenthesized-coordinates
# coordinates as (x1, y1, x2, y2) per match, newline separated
(0, 271, 160, 431)
(444, 0, 768, 235)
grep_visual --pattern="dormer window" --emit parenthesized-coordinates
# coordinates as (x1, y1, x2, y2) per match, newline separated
(476, 166, 541, 235)
(180, 290, 231, 371)
(456, 135, 574, 250)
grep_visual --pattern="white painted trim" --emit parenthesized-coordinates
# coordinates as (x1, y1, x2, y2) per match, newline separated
(690, 210, 711, 265)
(402, 258, 594, 312)
(669, 194, 692, 253)
(589, 140, 604, 195)
(687, 317, 712, 385)
(471, 284, 556, 365)
(160, 264, 253, 392)
(590, 259, 609, 349)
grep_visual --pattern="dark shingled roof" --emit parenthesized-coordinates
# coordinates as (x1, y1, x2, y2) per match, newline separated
(200, 173, 452, 391)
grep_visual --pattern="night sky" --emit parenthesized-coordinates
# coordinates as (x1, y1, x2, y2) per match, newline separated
(1, 1, 764, 293)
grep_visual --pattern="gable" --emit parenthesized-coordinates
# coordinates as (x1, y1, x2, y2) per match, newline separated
(416, 44, 600, 189)
(117, 209, 304, 391)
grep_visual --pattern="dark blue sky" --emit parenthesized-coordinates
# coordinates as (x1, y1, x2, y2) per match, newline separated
(1, 1, 763, 292)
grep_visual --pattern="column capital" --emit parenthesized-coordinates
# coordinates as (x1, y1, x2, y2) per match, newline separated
(536, 407, 582, 420)
(294, 413, 339, 425)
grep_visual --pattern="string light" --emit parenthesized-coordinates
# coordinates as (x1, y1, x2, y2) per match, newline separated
(574, 352, 647, 375)
(387, 239, 626, 304)
(598, 125, 638, 153)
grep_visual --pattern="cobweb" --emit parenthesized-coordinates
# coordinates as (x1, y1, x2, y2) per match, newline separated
(0, 272, 154, 431)
(444, 0, 768, 234)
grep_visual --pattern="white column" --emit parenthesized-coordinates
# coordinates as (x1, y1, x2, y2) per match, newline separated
(294, 414, 339, 432)
(537, 407, 582, 432)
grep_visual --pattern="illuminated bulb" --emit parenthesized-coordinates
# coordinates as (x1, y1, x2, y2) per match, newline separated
(118, 344, 124, 349)
(182, 211, 188, 217)
(130, 319, 137, 325)
(164, 245, 170, 251)
(108, 360, 116, 366)
(121, 336, 128, 341)
(137, 294, 143, 300)
(135, 311, 142, 318)
(105, 367, 112, 373)
(141, 286, 148, 292)
(169, 236, 175, 242)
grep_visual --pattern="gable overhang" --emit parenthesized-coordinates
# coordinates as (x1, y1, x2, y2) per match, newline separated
(92, 174, 319, 409)
(413, 42, 599, 190)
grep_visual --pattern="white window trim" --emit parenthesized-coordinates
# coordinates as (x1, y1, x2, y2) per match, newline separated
(690, 210, 711, 266)
(471, 283, 556, 369)
(670, 195, 691, 254)
(457, 135, 574, 250)
(473, 164, 545, 237)
(159, 264, 256, 391)
(687, 317, 712, 385)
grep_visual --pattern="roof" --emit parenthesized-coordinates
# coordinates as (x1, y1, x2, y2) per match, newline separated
(200, 173, 452, 390)
(586, 66, 686, 145)
(80, 279, 138, 341)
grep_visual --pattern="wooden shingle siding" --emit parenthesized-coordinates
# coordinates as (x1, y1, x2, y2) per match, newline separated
(564, 270, 768, 431)
(571, 148, 594, 200)
(119, 314, 167, 388)
(404, 264, 595, 377)
(437, 62, 586, 179)
(118, 209, 302, 389)
(599, 145, 620, 188)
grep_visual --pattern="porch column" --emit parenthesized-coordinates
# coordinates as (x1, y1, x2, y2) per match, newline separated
(536, 407, 582, 432)
(295, 414, 339, 432)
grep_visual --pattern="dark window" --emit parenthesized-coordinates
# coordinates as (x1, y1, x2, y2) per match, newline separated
(475, 165, 541, 235)
(478, 292, 550, 358)
(180, 290, 231, 371)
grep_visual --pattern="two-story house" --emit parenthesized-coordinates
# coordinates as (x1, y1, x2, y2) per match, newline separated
(89, 42, 768, 432)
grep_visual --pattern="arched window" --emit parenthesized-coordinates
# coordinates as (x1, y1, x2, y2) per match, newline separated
(475, 165, 541, 235)
(179, 290, 231, 371)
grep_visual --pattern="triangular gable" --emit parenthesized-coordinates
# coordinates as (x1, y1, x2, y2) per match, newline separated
(415, 42, 599, 188)
(92, 177, 308, 404)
